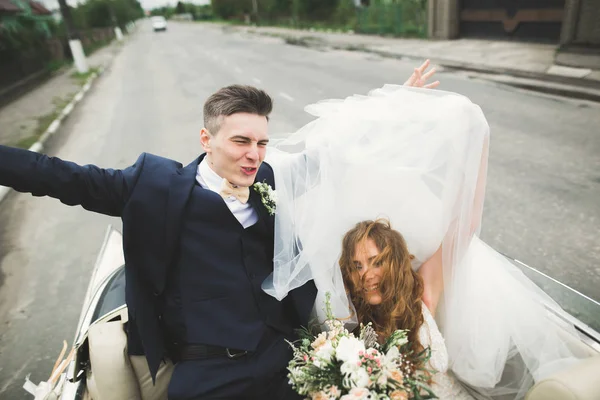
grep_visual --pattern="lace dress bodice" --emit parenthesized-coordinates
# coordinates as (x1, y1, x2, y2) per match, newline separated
(418, 304, 474, 400)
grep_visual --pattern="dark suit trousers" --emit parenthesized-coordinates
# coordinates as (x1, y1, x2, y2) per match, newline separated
(167, 328, 302, 400)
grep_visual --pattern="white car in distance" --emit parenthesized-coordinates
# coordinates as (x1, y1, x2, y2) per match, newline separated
(151, 16, 167, 32)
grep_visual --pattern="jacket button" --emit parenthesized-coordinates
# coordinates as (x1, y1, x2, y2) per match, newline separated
(153, 291, 160, 297)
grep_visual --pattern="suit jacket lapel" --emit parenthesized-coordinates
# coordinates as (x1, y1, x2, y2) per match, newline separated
(163, 157, 273, 294)
(163, 155, 202, 292)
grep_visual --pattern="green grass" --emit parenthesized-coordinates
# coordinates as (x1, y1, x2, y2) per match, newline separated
(202, 14, 426, 38)
(202, 16, 356, 33)
(8, 38, 110, 148)
(71, 67, 100, 85)
(203, 18, 241, 25)
(15, 135, 40, 149)
(13, 95, 74, 149)
(46, 59, 70, 74)
(85, 38, 113, 56)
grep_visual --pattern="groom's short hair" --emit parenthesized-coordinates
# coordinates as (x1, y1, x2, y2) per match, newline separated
(203, 85, 273, 134)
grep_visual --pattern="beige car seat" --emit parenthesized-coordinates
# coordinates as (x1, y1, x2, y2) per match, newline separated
(87, 310, 174, 400)
(526, 355, 600, 400)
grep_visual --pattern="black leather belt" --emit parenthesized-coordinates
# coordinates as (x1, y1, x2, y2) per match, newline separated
(176, 344, 249, 361)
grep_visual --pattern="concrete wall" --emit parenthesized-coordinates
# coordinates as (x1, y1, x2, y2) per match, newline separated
(557, 0, 600, 69)
(428, 0, 599, 47)
(428, 0, 459, 40)
(560, 0, 600, 46)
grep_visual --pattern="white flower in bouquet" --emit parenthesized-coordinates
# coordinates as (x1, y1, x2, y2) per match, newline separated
(311, 390, 330, 400)
(286, 293, 436, 399)
(340, 360, 371, 389)
(326, 385, 341, 399)
(315, 339, 335, 362)
(393, 336, 408, 347)
(389, 389, 409, 400)
(323, 317, 347, 342)
(346, 367, 370, 389)
(312, 332, 328, 350)
(340, 360, 359, 376)
(326, 318, 345, 333)
(340, 387, 376, 400)
(387, 369, 404, 386)
(336, 336, 365, 364)
(288, 366, 305, 382)
(381, 346, 400, 374)
(312, 385, 342, 400)
(328, 329, 340, 340)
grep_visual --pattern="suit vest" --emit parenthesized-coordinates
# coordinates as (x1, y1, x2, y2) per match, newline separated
(161, 183, 292, 351)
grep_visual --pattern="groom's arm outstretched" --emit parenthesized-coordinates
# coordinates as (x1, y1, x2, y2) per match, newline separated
(0, 145, 143, 216)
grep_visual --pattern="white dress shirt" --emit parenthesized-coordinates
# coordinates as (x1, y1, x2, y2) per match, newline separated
(196, 159, 258, 229)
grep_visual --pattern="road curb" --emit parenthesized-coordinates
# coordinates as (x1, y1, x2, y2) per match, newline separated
(0, 53, 113, 206)
(361, 48, 600, 102)
(246, 27, 600, 102)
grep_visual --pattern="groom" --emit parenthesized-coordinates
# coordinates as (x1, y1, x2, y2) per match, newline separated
(0, 85, 313, 399)
(0, 63, 438, 400)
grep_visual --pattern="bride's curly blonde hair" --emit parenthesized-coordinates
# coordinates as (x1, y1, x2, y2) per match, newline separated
(340, 219, 425, 362)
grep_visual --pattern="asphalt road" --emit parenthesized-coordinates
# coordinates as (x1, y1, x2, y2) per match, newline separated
(0, 21, 599, 398)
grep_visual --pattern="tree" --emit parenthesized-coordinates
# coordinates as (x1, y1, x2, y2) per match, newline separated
(211, 0, 252, 20)
(56, 0, 79, 39)
(303, 0, 338, 20)
(260, 0, 292, 21)
(334, 0, 356, 27)
(72, 0, 144, 29)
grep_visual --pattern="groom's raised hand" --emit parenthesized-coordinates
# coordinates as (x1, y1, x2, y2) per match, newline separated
(403, 59, 440, 89)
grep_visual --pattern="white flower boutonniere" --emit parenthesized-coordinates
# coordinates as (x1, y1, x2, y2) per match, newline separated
(253, 181, 277, 216)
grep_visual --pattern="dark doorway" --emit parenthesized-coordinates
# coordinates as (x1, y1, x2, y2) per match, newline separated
(460, 0, 565, 43)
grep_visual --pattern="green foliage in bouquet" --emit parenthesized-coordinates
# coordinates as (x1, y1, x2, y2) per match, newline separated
(286, 293, 437, 399)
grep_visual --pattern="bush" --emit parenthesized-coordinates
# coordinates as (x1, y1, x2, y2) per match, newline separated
(72, 0, 144, 29)
(334, 0, 357, 29)
(156, 0, 426, 37)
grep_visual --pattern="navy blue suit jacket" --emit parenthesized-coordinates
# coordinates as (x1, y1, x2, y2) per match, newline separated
(0, 146, 317, 380)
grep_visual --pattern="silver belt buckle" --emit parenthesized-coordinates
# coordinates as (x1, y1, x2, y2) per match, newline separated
(226, 348, 248, 359)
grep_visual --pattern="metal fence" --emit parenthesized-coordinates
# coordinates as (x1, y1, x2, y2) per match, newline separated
(356, 2, 427, 37)
(0, 43, 52, 102)
(0, 28, 115, 106)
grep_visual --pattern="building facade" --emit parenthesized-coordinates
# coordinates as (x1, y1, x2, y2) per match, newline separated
(428, 0, 599, 68)
(428, 0, 599, 45)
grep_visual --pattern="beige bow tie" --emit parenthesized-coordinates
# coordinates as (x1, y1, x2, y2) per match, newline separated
(219, 179, 250, 204)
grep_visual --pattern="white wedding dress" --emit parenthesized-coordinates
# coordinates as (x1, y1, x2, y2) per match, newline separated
(263, 85, 592, 399)
(420, 302, 474, 399)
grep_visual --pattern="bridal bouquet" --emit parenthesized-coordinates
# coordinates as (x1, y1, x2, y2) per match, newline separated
(287, 296, 436, 400)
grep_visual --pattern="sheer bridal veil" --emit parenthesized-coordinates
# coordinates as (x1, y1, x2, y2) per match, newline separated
(263, 85, 590, 398)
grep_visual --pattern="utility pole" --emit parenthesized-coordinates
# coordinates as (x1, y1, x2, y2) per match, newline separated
(56, 0, 89, 73)
(252, 0, 259, 25)
(109, 3, 124, 41)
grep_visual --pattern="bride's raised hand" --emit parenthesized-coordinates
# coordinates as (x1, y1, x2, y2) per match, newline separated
(403, 59, 440, 89)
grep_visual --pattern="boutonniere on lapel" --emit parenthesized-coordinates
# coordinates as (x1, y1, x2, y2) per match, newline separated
(253, 181, 277, 216)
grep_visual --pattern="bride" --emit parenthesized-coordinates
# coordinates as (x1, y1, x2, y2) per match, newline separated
(340, 218, 474, 399)
(263, 81, 592, 398)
